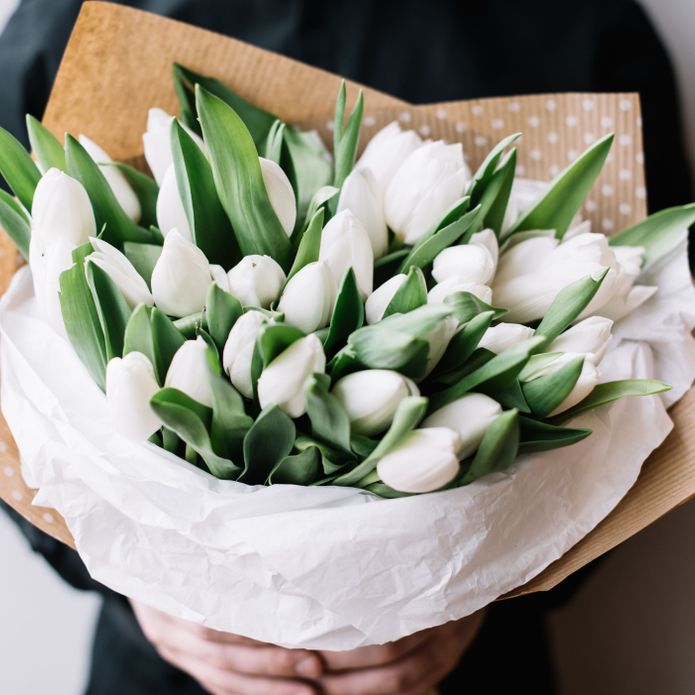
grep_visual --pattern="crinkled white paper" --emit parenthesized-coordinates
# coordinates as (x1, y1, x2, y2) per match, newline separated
(1, 233, 694, 650)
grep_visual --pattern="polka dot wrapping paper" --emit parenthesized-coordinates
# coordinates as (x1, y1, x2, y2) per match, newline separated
(1, 1, 694, 612)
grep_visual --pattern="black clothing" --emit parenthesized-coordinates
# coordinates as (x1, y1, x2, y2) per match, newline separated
(1, 1, 691, 693)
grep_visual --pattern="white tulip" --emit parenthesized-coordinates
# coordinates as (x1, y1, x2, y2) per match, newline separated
(30, 169, 96, 330)
(257, 334, 326, 417)
(599, 285, 657, 323)
(106, 352, 162, 441)
(432, 243, 496, 285)
(337, 167, 388, 258)
(318, 209, 374, 298)
(425, 316, 459, 375)
(427, 279, 493, 306)
(479, 323, 535, 354)
(277, 261, 336, 333)
(31, 168, 96, 249)
(470, 228, 499, 267)
(142, 108, 205, 186)
(422, 393, 503, 459)
(356, 121, 423, 198)
(222, 310, 269, 399)
(376, 427, 461, 493)
(332, 369, 420, 436)
(151, 229, 212, 317)
(365, 274, 407, 324)
(227, 254, 286, 308)
(156, 165, 193, 241)
(549, 316, 613, 365)
(209, 264, 230, 292)
(164, 336, 214, 407)
(521, 352, 600, 416)
(384, 141, 470, 245)
(79, 135, 141, 222)
(259, 157, 296, 237)
(493, 232, 621, 324)
(86, 237, 153, 308)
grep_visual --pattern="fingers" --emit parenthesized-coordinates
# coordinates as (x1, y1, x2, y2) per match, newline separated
(319, 638, 441, 695)
(320, 629, 432, 671)
(161, 649, 319, 695)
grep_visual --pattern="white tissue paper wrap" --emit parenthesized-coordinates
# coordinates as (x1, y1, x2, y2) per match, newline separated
(1, 231, 694, 650)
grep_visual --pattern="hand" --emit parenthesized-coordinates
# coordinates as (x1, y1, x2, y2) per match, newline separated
(317, 609, 486, 695)
(129, 599, 323, 695)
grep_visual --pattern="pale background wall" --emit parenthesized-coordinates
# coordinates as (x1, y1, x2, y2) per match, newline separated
(0, 0, 694, 693)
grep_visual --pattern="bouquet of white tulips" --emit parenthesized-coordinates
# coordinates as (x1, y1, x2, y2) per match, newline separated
(0, 64, 685, 499)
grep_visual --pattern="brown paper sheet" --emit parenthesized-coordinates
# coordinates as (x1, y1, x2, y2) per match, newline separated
(1, 1, 691, 599)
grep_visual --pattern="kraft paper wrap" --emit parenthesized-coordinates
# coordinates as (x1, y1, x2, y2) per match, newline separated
(1, 1, 693, 601)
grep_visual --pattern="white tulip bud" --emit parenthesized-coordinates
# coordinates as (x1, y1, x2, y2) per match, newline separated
(222, 310, 269, 399)
(384, 141, 470, 245)
(79, 135, 141, 222)
(142, 108, 205, 186)
(30, 169, 96, 330)
(277, 261, 336, 333)
(31, 168, 96, 249)
(209, 264, 231, 293)
(493, 232, 621, 324)
(425, 316, 459, 375)
(521, 352, 600, 416)
(478, 322, 535, 354)
(151, 229, 212, 317)
(470, 228, 499, 267)
(86, 237, 154, 308)
(432, 243, 496, 285)
(156, 165, 193, 241)
(549, 316, 614, 365)
(318, 209, 374, 298)
(365, 274, 407, 324)
(332, 369, 420, 436)
(337, 167, 388, 258)
(257, 334, 326, 418)
(376, 427, 461, 493)
(106, 352, 162, 441)
(598, 285, 657, 323)
(422, 393, 502, 459)
(356, 121, 423, 198)
(427, 279, 493, 306)
(164, 336, 214, 407)
(227, 254, 286, 308)
(259, 157, 297, 237)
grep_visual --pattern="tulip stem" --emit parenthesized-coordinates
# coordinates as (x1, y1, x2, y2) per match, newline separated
(173, 312, 203, 338)
(184, 444, 197, 465)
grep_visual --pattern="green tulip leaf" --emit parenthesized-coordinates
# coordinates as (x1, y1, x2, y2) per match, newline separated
(58, 244, 107, 390)
(324, 268, 365, 356)
(332, 82, 364, 192)
(85, 259, 132, 360)
(171, 120, 238, 267)
(0, 190, 31, 259)
(521, 354, 585, 418)
(241, 405, 296, 484)
(268, 446, 321, 485)
(65, 135, 153, 245)
(196, 86, 292, 269)
(288, 208, 324, 280)
(534, 270, 608, 346)
(383, 266, 427, 318)
(504, 133, 613, 240)
(305, 373, 352, 453)
(480, 148, 517, 236)
(26, 115, 65, 172)
(458, 409, 519, 485)
(123, 242, 162, 287)
(263, 120, 286, 164)
(444, 291, 507, 324)
(431, 311, 495, 378)
(0, 125, 41, 211)
(467, 133, 521, 205)
(518, 417, 592, 454)
(123, 303, 156, 370)
(150, 307, 186, 382)
(609, 204, 695, 271)
(106, 162, 159, 228)
(204, 283, 243, 353)
(551, 379, 671, 423)
(150, 387, 241, 479)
